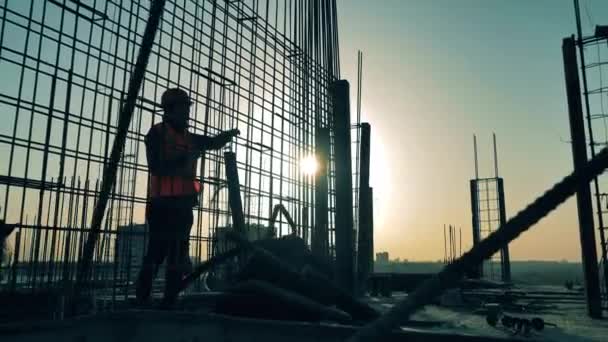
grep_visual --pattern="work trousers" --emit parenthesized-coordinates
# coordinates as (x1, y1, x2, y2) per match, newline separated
(136, 200, 193, 305)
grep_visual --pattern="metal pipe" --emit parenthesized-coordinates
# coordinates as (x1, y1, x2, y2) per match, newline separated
(473, 135, 479, 180)
(270, 203, 297, 235)
(443, 224, 447, 264)
(492, 133, 499, 178)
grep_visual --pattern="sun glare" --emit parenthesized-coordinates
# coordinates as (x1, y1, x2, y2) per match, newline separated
(301, 155, 318, 175)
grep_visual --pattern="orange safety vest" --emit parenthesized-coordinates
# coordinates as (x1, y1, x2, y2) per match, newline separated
(149, 123, 201, 198)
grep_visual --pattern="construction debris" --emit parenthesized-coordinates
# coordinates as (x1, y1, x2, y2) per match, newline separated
(221, 231, 379, 323)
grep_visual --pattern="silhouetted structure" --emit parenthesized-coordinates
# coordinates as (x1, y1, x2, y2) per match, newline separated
(563, 34, 602, 318)
(568, 0, 608, 315)
(332, 80, 355, 294)
(357, 122, 373, 294)
(470, 134, 511, 283)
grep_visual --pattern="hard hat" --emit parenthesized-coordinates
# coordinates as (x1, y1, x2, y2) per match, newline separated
(160, 88, 190, 109)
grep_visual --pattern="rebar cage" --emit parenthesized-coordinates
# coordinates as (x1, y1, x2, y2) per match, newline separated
(470, 177, 510, 282)
(577, 27, 608, 299)
(0, 0, 342, 299)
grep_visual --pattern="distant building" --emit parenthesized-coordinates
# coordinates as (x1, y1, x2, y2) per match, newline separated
(114, 224, 147, 279)
(376, 252, 389, 263)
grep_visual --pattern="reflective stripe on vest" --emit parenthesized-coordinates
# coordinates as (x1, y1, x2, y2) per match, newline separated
(149, 123, 201, 198)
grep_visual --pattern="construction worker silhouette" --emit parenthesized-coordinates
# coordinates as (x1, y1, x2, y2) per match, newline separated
(136, 88, 239, 307)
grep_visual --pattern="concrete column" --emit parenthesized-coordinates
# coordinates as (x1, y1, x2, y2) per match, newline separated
(357, 123, 372, 293)
(331, 80, 354, 293)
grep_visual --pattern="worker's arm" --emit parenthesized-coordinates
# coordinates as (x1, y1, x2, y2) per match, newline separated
(145, 127, 197, 176)
(192, 129, 240, 151)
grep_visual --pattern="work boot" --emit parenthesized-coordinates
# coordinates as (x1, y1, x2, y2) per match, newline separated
(161, 265, 182, 310)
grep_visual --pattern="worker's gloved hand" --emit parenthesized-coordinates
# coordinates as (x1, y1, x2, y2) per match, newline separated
(226, 128, 240, 138)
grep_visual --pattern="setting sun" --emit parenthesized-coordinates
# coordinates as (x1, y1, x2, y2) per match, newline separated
(301, 155, 319, 175)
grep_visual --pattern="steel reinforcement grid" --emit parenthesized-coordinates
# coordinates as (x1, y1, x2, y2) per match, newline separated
(0, 0, 342, 300)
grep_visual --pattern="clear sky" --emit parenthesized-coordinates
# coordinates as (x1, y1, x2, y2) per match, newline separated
(338, 0, 608, 261)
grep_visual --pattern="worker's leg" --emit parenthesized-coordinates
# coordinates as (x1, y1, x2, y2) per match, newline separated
(162, 205, 193, 306)
(136, 203, 170, 303)
(181, 238, 193, 276)
(178, 220, 193, 278)
(180, 198, 195, 276)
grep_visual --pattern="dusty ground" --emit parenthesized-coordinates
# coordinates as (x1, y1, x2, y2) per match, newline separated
(366, 287, 608, 341)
